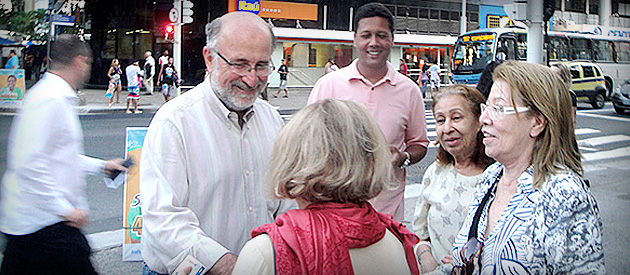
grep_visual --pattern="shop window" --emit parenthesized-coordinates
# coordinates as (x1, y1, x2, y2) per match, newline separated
(430, 9, 439, 20)
(419, 8, 429, 19)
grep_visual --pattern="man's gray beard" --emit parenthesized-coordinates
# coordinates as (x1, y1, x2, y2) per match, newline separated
(210, 71, 264, 111)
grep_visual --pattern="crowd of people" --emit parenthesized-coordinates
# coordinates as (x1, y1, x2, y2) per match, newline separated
(0, 2, 606, 275)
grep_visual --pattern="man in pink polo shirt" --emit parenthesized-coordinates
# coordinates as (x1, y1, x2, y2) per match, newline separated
(307, 2, 428, 221)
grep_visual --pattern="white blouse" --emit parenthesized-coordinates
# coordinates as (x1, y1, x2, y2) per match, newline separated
(412, 162, 482, 264)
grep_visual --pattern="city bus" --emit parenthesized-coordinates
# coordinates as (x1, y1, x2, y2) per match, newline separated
(451, 27, 630, 97)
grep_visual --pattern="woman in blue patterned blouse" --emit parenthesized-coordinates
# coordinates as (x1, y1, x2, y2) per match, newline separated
(449, 60, 605, 274)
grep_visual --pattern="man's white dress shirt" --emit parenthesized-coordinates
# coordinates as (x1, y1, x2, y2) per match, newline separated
(0, 73, 104, 235)
(140, 78, 295, 274)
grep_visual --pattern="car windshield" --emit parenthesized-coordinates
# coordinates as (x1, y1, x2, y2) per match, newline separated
(452, 33, 495, 74)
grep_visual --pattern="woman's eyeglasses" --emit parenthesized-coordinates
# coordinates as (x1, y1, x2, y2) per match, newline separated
(480, 103, 529, 120)
(450, 238, 483, 275)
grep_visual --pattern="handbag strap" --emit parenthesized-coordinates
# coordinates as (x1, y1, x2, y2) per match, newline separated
(467, 172, 501, 241)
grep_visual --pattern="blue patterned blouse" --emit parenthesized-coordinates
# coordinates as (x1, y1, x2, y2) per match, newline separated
(449, 162, 605, 274)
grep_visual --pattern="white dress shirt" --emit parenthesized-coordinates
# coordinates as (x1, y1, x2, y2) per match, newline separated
(0, 73, 104, 235)
(140, 78, 295, 274)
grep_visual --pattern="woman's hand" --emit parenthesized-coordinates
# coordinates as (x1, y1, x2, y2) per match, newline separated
(441, 255, 453, 264)
(416, 245, 439, 273)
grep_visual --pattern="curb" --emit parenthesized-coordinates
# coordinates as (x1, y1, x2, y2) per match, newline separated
(87, 229, 124, 252)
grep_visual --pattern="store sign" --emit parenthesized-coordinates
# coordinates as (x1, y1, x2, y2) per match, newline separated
(230, 0, 318, 21)
(461, 34, 494, 43)
(582, 24, 630, 38)
(237, 0, 261, 14)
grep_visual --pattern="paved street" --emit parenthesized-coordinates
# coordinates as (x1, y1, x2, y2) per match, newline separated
(0, 90, 629, 273)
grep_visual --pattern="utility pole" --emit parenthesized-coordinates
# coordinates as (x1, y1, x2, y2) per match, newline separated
(527, 0, 544, 64)
(172, 0, 193, 95)
(460, 0, 467, 35)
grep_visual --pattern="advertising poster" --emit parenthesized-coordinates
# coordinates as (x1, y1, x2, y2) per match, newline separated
(0, 69, 26, 103)
(122, 127, 147, 261)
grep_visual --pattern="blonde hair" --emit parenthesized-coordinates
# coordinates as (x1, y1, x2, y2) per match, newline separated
(493, 60, 582, 188)
(268, 99, 394, 203)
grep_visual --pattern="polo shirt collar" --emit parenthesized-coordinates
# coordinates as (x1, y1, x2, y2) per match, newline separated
(347, 59, 401, 87)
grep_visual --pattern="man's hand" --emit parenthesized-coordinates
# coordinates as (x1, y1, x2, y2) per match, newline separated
(389, 146, 406, 168)
(63, 208, 89, 228)
(103, 158, 128, 178)
(208, 253, 237, 275)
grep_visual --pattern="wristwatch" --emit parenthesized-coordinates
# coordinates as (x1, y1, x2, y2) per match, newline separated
(402, 151, 411, 167)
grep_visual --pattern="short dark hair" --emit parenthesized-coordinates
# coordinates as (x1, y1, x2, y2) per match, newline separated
(7, 75, 16, 81)
(9, 49, 16, 55)
(50, 34, 91, 69)
(353, 2, 394, 34)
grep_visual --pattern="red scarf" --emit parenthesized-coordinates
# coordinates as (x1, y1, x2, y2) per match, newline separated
(251, 201, 420, 275)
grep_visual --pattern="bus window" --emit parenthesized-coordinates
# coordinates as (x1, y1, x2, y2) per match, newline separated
(593, 40, 614, 62)
(497, 36, 517, 61)
(570, 38, 592, 60)
(549, 36, 569, 60)
(614, 41, 630, 62)
(517, 33, 527, 60)
(452, 33, 494, 74)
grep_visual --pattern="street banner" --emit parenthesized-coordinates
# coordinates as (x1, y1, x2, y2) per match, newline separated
(0, 69, 25, 104)
(122, 127, 147, 261)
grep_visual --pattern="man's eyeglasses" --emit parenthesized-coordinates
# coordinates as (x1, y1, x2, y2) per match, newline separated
(450, 238, 483, 275)
(215, 51, 275, 77)
(480, 103, 529, 120)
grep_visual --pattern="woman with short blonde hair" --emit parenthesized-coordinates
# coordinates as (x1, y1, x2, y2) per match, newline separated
(233, 99, 420, 275)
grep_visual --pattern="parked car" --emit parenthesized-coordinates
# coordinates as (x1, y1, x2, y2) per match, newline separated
(552, 61, 608, 109)
(566, 62, 608, 109)
(610, 78, 630, 115)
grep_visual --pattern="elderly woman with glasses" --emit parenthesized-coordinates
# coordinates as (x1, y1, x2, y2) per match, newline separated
(450, 61, 604, 274)
(232, 99, 421, 275)
(411, 85, 493, 274)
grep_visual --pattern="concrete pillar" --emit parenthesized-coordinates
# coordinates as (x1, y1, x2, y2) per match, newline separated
(527, 0, 544, 64)
(600, 0, 611, 27)
(460, 0, 467, 34)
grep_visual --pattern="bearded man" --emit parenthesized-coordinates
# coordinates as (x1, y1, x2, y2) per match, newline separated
(140, 12, 295, 275)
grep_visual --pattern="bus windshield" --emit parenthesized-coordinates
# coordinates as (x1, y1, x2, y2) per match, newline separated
(452, 33, 495, 74)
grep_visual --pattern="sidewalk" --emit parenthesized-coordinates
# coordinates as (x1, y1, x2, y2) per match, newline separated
(0, 85, 313, 115)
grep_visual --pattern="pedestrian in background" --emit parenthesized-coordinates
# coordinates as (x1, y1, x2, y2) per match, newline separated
(308, 2, 429, 221)
(412, 85, 492, 273)
(107, 59, 122, 104)
(4, 49, 18, 69)
(125, 60, 142, 113)
(429, 62, 441, 97)
(399, 58, 408, 76)
(273, 58, 289, 98)
(0, 34, 126, 275)
(420, 66, 429, 98)
(157, 49, 169, 83)
(159, 57, 178, 102)
(475, 60, 501, 98)
(233, 99, 420, 275)
(143, 51, 156, 95)
(140, 12, 295, 275)
(324, 58, 338, 74)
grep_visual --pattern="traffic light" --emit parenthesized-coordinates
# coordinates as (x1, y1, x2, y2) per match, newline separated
(164, 23, 175, 41)
(181, 0, 194, 24)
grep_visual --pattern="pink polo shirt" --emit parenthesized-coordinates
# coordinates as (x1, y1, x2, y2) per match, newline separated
(308, 59, 429, 221)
